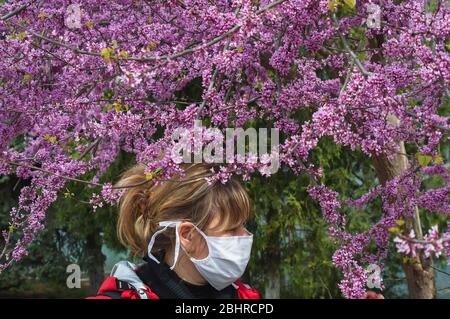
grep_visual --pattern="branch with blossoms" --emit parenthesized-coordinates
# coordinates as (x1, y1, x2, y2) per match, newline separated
(2, 0, 288, 63)
(393, 224, 450, 262)
(308, 156, 450, 299)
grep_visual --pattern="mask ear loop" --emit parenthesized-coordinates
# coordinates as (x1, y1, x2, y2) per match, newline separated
(147, 221, 182, 266)
(147, 225, 170, 264)
(147, 221, 210, 269)
(170, 222, 181, 270)
(186, 224, 211, 262)
(169, 222, 204, 269)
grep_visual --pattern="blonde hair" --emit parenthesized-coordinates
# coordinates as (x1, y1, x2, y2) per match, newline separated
(115, 163, 252, 256)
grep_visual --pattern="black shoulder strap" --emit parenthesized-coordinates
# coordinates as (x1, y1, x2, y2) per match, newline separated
(137, 258, 197, 299)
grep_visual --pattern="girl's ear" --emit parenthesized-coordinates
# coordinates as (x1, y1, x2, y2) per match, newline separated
(178, 222, 195, 252)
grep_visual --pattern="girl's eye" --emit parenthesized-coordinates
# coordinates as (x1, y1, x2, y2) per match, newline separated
(222, 227, 239, 236)
(223, 223, 247, 235)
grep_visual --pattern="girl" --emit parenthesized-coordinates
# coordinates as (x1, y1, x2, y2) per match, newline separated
(89, 163, 260, 299)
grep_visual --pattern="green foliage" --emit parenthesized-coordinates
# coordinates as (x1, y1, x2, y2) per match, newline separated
(0, 151, 134, 296)
(245, 135, 382, 298)
(0, 176, 73, 294)
(51, 150, 135, 253)
(246, 168, 342, 298)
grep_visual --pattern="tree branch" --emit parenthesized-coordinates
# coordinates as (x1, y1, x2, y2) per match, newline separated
(0, 4, 29, 21)
(331, 13, 372, 77)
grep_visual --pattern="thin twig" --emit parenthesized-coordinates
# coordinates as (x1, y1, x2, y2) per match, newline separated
(331, 13, 372, 77)
(339, 58, 355, 98)
(196, 6, 242, 119)
(398, 234, 450, 244)
(0, 4, 29, 21)
(431, 265, 450, 277)
(2, 159, 104, 187)
(79, 138, 102, 160)
(1, 158, 218, 191)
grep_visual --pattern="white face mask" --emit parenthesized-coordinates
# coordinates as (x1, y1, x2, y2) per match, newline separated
(147, 220, 253, 291)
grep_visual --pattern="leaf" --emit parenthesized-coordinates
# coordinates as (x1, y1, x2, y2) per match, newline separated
(71, 152, 81, 159)
(103, 105, 112, 112)
(256, 80, 263, 91)
(103, 89, 115, 100)
(343, 0, 356, 9)
(120, 50, 128, 59)
(101, 47, 114, 64)
(388, 227, 400, 234)
(64, 188, 75, 198)
(18, 32, 27, 41)
(44, 134, 57, 144)
(114, 103, 122, 112)
(147, 42, 157, 51)
(433, 155, 444, 165)
(328, 0, 340, 12)
(38, 12, 47, 21)
(395, 219, 405, 227)
(8, 223, 17, 233)
(416, 153, 433, 167)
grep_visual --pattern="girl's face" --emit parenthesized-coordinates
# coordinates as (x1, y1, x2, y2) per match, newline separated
(162, 213, 250, 286)
(160, 213, 252, 287)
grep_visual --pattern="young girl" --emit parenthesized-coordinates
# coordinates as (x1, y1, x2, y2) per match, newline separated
(89, 163, 260, 299)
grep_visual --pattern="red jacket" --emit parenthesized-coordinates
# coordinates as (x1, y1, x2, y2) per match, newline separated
(87, 261, 260, 299)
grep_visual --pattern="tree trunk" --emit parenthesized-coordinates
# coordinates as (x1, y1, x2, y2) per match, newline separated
(367, 28, 436, 298)
(372, 139, 436, 299)
(85, 231, 106, 295)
